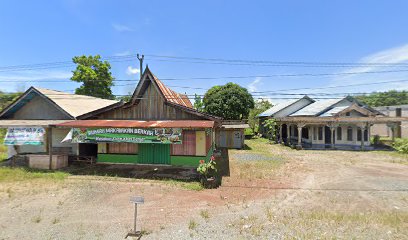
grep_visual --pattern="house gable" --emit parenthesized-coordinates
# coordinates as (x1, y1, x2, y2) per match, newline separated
(86, 67, 220, 121)
(0, 87, 73, 120)
(335, 104, 377, 117)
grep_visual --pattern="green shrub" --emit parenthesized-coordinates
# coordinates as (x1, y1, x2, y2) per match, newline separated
(393, 138, 408, 153)
(371, 135, 381, 145)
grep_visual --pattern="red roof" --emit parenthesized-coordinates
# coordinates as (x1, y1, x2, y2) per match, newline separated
(54, 120, 214, 128)
(153, 74, 194, 108)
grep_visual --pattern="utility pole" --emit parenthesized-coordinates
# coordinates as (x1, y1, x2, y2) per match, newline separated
(137, 54, 144, 80)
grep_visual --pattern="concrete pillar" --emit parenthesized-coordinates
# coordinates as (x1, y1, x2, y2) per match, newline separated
(296, 126, 303, 150)
(279, 124, 283, 144)
(48, 127, 53, 170)
(287, 125, 291, 144)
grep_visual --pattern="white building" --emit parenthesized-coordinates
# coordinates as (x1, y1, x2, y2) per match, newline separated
(259, 96, 403, 150)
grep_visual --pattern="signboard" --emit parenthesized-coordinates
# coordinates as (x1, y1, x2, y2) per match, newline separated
(66, 127, 182, 144)
(4, 127, 45, 145)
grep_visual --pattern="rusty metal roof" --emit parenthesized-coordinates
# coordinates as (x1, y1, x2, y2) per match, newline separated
(153, 74, 194, 108)
(54, 120, 215, 128)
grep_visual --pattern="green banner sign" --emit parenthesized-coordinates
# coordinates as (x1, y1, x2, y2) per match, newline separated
(69, 127, 182, 144)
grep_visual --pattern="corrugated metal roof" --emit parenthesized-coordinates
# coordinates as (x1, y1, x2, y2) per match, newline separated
(319, 106, 349, 117)
(0, 120, 68, 127)
(36, 88, 119, 118)
(290, 99, 342, 116)
(54, 120, 215, 128)
(258, 99, 299, 117)
(152, 74, 194, 108)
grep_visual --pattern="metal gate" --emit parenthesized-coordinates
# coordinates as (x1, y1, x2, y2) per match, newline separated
(138, 143, 170, 165)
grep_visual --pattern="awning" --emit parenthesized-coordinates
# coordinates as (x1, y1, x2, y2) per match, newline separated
(0, 120, 68, 127)
(53, 120, 215, 128)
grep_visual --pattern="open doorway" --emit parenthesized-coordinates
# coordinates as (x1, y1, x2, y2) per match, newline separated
(324, 127, 332, 145)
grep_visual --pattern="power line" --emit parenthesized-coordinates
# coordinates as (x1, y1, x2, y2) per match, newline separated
(145, 54, 408, 67)
(253, 79, 408, 93)
(2, 52, 408, 72)
(2, 68, 408, 84)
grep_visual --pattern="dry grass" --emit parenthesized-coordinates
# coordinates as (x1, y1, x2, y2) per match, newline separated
(230, 138, 284, 179)
(0, 167, 69, 182)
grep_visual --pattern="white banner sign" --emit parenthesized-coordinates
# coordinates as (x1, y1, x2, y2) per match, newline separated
(4, 127, 45, 145)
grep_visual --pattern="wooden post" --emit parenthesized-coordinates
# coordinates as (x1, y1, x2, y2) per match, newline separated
(48, 127, 53, 170)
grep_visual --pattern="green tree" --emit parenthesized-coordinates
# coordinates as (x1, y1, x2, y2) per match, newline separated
(116, 92, 132, 102)
(263, 118, 277, 141)
(248, 99, 273, 133)
(71, 55, 115, 99)
(355, 90, 408, 107)
(193, 94, 204, 111)
(0, 91, 21, 110)
(203, 82, 254, 120)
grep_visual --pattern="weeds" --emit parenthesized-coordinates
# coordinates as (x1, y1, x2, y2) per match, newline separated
(162, 180, 203, 191)
(200, 210, 210, 220)
(188, 219, 198, 230)
(52, 217, 60, 224)
(32, 215, 42, 223)
(0, 167, 69, 182)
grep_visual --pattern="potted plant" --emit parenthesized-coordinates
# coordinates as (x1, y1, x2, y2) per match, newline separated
(197, 156, 221, 189)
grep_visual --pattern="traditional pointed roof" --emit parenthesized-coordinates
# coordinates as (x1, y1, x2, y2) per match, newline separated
(0, 87, 119, 119)
(79, 67, 221, 121)
(130, 66, 193, 108)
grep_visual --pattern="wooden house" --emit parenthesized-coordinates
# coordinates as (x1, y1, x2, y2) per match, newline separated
(55, 67, 223, 167)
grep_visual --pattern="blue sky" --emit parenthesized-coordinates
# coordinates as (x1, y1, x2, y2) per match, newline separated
(1, 0, 408, 103)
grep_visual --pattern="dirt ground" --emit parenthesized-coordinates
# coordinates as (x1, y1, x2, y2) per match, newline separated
(0, 139, 407, 239)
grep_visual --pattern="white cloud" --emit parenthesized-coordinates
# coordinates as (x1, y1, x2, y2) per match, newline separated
(0, 70, 73, 92)
(248, 77, 262, 92)
(327, 43, 408, 94)
(112, 23, 134, 32)
(126, 66, 140, 75)
(114, 51, 131, 57)
(0, 70, 71, 82)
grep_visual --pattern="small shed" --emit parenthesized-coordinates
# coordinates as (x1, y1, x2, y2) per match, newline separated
(215, 120, 249, 149)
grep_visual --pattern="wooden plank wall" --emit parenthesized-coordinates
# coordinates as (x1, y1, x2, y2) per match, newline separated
(107, 143, 138, 154)
(171, 130, 196, 155)
(97, 84, 201, 120)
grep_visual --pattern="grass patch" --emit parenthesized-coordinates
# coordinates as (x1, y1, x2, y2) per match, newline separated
(162, 179, 204, 191)
(0, 130, 8, 162)
(299, 210, 408, 228)
(188, 219, 198, 230)
(230, 138, 285, 179)
(0, 167, 69, 182)
(200, 209, 210, 220)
